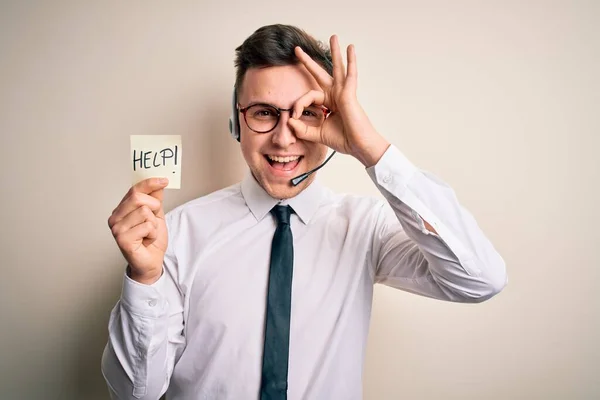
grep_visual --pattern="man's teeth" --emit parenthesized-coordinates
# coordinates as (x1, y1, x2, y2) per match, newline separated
(267, 155, 300, 163)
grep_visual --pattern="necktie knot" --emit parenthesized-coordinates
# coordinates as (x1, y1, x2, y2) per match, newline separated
(271, 205, 292, 225)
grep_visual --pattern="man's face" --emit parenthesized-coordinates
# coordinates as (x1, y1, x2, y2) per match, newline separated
(238, 64, 328, 200)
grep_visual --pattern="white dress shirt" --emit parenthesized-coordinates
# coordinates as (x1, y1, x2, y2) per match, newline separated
(102, 145, 507, 400)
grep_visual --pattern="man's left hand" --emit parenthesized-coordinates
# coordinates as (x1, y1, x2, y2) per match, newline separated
(289, 35, 390, 167)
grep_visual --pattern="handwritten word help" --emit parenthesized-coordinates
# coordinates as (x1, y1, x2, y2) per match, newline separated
(133, 146, 179, 172)
(130, 135, 182, 189)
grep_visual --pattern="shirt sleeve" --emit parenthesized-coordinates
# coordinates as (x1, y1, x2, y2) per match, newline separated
(366, 144, 507, 302)
(101, 215, 185, 399)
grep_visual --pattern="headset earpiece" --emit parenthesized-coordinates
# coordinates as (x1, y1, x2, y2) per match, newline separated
(228, 88, 240, 142)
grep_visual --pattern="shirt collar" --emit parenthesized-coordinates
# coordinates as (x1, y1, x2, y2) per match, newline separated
(240, 170, 324, 225)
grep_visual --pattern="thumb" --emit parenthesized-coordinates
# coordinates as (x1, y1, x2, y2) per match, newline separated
(288, 117, 322, 144)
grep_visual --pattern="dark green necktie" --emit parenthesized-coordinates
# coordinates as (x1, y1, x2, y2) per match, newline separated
(260, 205, 294, 400)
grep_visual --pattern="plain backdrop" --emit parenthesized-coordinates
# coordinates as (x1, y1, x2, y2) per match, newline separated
(1, 1, 598, 399)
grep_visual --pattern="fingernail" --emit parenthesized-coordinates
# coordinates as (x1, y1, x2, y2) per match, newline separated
(159, 177, 169, 184)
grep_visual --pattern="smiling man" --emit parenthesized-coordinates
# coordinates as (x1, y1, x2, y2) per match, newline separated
(102, 24, 507, 400)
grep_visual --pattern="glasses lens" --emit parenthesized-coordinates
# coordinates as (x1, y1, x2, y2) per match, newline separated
(299, 105, 326, 127)
(245, 104, 279, 133)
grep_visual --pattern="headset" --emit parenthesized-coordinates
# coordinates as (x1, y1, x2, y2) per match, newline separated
(228, 86, 336, 187)
(228, 89, 242, 142)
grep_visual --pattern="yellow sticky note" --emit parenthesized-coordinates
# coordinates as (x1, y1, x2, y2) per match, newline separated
(130, 135, 182, 189)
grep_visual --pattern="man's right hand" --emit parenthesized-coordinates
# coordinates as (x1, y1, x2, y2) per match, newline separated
(108, 177, 169, 285)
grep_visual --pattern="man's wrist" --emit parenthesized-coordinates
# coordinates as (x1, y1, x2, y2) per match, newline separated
(126, 265, 163, 285)
(353, 134, 390, 168)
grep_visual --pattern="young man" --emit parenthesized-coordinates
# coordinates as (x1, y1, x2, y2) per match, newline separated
(102, 24, 507, 400)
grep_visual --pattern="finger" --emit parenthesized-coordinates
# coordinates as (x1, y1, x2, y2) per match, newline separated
(143, 222, 159, 243)
(294, 46, 333, 89)
(119, 177, 168, 205)
(148, 188, 166, 218)
(134, 177, 169, 195)
(292, 90, 326, 119)
(288, 117, 321, 144)
(142, 220, 159, 244)
(110, 205, 158, 238)
(109, 192, 162, 228)
(346, 44, 357, 92)
(116, 221, 157, 253)
(330, 35, 346, 83)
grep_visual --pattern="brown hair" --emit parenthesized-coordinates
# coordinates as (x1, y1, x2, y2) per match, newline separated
(234, 24, 333, 95)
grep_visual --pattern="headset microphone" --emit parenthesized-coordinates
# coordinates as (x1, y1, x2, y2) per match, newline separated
(290, 150, 336, 186)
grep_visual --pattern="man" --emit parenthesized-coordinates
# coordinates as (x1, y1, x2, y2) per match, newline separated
(102, 24, 507, 399)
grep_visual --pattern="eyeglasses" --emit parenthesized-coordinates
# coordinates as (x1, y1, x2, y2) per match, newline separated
(238, 103, 331, 134)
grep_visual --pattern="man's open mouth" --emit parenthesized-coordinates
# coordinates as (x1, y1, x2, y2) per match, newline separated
(265, 155, 303, 171)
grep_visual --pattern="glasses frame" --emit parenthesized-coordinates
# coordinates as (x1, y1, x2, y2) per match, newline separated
(238, 102, 331, 134)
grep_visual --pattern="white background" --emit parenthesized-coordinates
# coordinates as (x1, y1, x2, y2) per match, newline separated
(0, 1, 598, 399)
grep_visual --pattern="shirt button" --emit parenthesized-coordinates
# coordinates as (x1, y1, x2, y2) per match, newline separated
(383, 175, 392, 184)
(148, 299, 157, 307)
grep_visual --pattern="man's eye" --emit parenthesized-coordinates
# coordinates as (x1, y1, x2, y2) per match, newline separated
(253, 109, 276, 118)
(301, 107, 323, 119)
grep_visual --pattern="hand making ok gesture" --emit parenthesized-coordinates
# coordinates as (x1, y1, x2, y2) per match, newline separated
(288, 35, 390, 167)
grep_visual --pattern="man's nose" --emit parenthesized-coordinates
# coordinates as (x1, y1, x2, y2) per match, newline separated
(271, 111, 296, 148)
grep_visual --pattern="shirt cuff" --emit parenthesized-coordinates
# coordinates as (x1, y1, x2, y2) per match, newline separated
(366, 144, 418, 197)
(120, 269, 167, 319)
